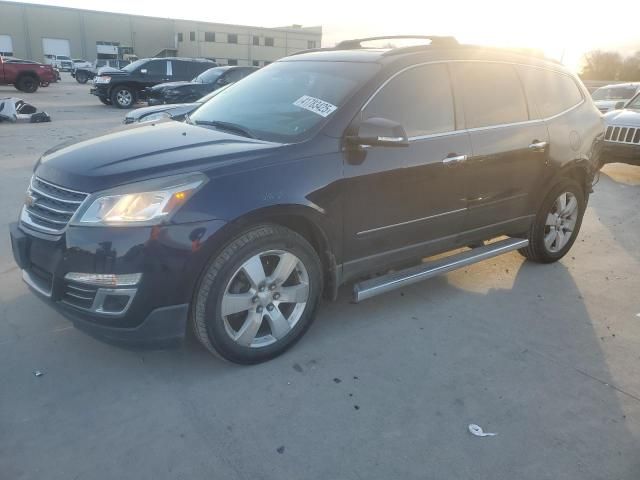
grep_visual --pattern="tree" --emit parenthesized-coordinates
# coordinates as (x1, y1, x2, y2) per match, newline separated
(581, 50, 623, 80)
(619, 51, 640, 81)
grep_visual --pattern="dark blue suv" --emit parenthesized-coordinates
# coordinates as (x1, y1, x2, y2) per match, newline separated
(10, 36, 604, 363)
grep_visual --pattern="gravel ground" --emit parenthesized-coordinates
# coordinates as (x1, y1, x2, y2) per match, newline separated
(1, 75, 639, 480)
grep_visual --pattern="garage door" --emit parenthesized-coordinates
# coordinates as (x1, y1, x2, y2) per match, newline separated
(42, 38, 70, 57)
(0, 35, 13, 56)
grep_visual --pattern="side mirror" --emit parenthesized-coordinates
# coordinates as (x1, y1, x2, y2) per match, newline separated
(347, 117, 409, 147)
(614, 101, 625, 110)
(140, 68, 148, 75)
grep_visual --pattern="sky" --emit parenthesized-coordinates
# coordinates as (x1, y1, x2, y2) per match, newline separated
(5, 0, 640, 72)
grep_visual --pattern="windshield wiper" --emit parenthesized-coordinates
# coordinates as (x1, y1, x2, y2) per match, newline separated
(192, 119, 257, 139)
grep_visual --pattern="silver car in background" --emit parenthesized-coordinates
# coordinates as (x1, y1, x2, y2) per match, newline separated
(592, 82, 640, 114)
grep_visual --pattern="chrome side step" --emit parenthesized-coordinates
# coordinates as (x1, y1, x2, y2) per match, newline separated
(352, 238, 529, 303)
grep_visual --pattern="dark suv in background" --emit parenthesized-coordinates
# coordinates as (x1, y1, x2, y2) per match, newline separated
(90, 57, 216, 108)
(145, 65, 258, 106)
(10, 36, 604, 364)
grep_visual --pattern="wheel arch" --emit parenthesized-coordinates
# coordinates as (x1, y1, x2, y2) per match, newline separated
(199, 204, 340, 301)
(16, 69, 39, 79)
(557, 159, 594, 195)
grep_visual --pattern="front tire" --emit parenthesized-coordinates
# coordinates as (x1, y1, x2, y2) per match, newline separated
(519, 178, 586, 263)
(192, 224, 323, 364)
(110, 86, 136, 108)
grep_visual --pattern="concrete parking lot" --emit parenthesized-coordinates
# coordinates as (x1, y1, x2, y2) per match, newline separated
(1, 76, 639, 480)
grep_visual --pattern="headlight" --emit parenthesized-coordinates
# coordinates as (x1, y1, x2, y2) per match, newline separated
(139, 111, 171, 123)
(95, 76, 111, 84)
(73, 173, 207, 226)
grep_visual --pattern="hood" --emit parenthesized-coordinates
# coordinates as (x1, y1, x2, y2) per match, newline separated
(149, 81, 194, 92)
(126, 103, 200, 122)
(36, 122, 282, 192)
(97, 66, 122, 75)
(603, 108, 640, 127)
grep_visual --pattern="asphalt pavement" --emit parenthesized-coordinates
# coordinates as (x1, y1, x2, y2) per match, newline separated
(1, 76, 639, 479)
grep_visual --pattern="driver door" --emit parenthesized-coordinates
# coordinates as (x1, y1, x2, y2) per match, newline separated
(342, 63, 471, 276)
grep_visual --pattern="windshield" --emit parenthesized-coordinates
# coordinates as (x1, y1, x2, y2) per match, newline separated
(58, 56, 71, 60)
(190, 61, 379, 143)
(592, 86, 638, 101)
(122, 59, 148, 73)
(193, 67, 225, 84)
(626, 93, 640, 109)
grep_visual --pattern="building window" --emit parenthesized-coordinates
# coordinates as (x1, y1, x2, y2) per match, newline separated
(177, 33, 183, 42)
(253, 36, 259, 46)
(228, 34, 238, 44)
(308, 40, 316, 49)
(228, 59, 238, 65)
(190, 31, 196, 42)
(265, 37, 274, 47)
(205, 32, 215, 42)
(252, 60, 260, 66)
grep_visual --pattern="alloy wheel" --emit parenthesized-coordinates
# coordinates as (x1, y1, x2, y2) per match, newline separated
(544, 192, 579, 253)
(221, 250, 310, 348)
(116, 90, 133, 107)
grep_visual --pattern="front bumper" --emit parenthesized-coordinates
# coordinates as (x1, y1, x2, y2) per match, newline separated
(10, 218, 227, 346)
(602, 142, 640, 166)
(90, 85, 109, 98)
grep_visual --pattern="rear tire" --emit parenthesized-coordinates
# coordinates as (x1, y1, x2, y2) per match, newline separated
(519, 178, 586, 263)
(110, 86, 136, 108)
(191, 224, 323, 364)
(76, 72, 88, 84)
(16, 75, 39, 93)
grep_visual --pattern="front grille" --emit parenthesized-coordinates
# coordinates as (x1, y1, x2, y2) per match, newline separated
(22, 176, 89, 234)
(62, 281, 98, 310)
(605, 125, 640, 145)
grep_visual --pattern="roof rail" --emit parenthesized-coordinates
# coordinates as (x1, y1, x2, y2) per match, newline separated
(335, 35, 458, 50)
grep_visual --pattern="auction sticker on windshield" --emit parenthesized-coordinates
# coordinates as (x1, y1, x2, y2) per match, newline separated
(293, 95, 337, 117)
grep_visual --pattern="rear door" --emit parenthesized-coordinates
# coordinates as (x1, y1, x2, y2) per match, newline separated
(517, 65, 588, 184)
(342, 63, 471, 274)
(450, 62, 549, 231)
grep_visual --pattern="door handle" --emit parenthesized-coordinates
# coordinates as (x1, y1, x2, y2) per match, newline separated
(442, 154, 468, 165)
(528, 141, 548, 151)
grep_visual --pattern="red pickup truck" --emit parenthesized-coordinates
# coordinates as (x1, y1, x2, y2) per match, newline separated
(0, 56, 57, 93)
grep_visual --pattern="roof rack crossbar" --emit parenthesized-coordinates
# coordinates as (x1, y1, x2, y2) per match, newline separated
(335, 35, 458, 50)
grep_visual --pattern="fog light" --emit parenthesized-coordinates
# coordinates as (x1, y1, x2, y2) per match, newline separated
(102, 294, 131, 313)
(64, 272, 142, 287)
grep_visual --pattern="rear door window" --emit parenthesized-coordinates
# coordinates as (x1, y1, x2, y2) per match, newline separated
(363, 63, 455, 137)
(518, 66, 583, 118)
(452, 62, 529, 128)
(170, 60, 192, 79)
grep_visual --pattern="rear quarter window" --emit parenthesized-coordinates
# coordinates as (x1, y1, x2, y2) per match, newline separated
(452, 62, 529, 129)
(518, 66, 583, 118)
